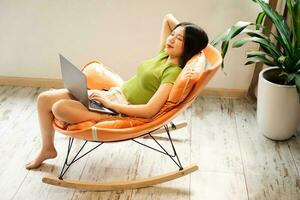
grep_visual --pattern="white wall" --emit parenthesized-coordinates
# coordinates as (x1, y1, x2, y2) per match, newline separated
(0, 0, 261, 90)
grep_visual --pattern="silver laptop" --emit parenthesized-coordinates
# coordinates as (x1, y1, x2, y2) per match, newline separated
(59, 54, 118, 115)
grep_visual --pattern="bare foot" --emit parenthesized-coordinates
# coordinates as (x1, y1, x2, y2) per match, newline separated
(25, 149, 57, 169)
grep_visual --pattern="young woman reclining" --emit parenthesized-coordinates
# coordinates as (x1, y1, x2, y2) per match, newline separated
(26, 14, 208, 169)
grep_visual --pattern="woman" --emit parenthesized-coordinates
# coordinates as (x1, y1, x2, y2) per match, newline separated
(26, 14, 208, 169)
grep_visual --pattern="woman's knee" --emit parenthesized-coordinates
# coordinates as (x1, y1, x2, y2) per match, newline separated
(37, 91, 54, 108)
(51, 99, 70, 119)
(51, 99, 86, 124)
(37, 89, 71, 108)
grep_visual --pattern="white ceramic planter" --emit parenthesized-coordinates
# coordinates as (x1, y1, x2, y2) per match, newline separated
(257, 67, 300, 140)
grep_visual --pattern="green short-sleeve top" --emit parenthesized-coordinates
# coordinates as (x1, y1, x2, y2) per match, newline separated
(121, 48, 182, 105)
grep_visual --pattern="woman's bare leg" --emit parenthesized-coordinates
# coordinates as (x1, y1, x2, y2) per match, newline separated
(26, 89, 74, 169)
(51, 99, 115, 124)
(26, 89, 115, 169)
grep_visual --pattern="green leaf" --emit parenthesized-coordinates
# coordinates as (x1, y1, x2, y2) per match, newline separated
(210, 21, 252, 47)
(232, 38, 250, 48)
(294, 0, 300, 47)
(244, 28, 283, 47)
(287, 0, 296, 46)
(288, 48, 300, 72)
(295, 73, 300, 103)
(220, 41, 229, 69)
(244, 56, 277, 66)
(243, 29, 268, 40)
(232, 37, 281, 59)
(226, 21, 253, 39)
(277, 56, 287, 64)
(290, 59, 300, 74)
(245, 51, 277, 65)
(221, 41, 229, 56)
(256, 11, 266, 30)
(246, 50, 268, 58)
(249, 24, 289, 53)
(255, 0, 293, 56)
(211, 29, 230, 46)
(296, 58, 300, 68)
(288, 74, 296, 83)
(287, 0, 300, 48)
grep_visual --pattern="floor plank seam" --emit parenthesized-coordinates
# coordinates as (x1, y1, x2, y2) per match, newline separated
(287, 142, 300, 176)
(233, 99, 250, 200)
(11, 167, 30, 200)
(70, 140, 92, 199)
(196, 169, 244, 175)
(188, 104, 193, 200)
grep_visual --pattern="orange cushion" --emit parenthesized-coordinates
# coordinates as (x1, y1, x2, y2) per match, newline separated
(168, 51, 206, 104)
(82, 61, 124, 90)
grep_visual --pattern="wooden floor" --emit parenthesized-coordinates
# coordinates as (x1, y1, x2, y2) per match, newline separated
(0, 86, 299, 200)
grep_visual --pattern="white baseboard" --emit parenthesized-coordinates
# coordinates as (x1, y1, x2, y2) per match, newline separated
(0, 76, 247, 98)
(201, 87, 247, 98)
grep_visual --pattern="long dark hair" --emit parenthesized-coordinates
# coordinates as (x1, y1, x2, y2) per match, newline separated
(172, 22, 209, 68)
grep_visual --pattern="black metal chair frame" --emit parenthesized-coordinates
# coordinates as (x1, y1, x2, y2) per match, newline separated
(58, 122, 183, 180)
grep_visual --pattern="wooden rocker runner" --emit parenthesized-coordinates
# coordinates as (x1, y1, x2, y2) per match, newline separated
(42, 44, 222, 191)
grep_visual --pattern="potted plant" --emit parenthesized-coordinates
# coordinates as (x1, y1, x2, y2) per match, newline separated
(211, 0, 300, 140)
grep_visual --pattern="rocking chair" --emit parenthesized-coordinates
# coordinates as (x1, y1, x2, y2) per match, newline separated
(42, 44, 222, 191)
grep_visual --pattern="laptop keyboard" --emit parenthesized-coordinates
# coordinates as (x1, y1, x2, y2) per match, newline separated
(89, 100, 103, 109)
(88, 99, 118, 115)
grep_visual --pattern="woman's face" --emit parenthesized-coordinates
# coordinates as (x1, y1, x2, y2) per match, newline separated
(165, 26, 185, 58)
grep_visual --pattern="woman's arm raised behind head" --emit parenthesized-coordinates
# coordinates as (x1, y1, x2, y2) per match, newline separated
(159, 14, 180, 51)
